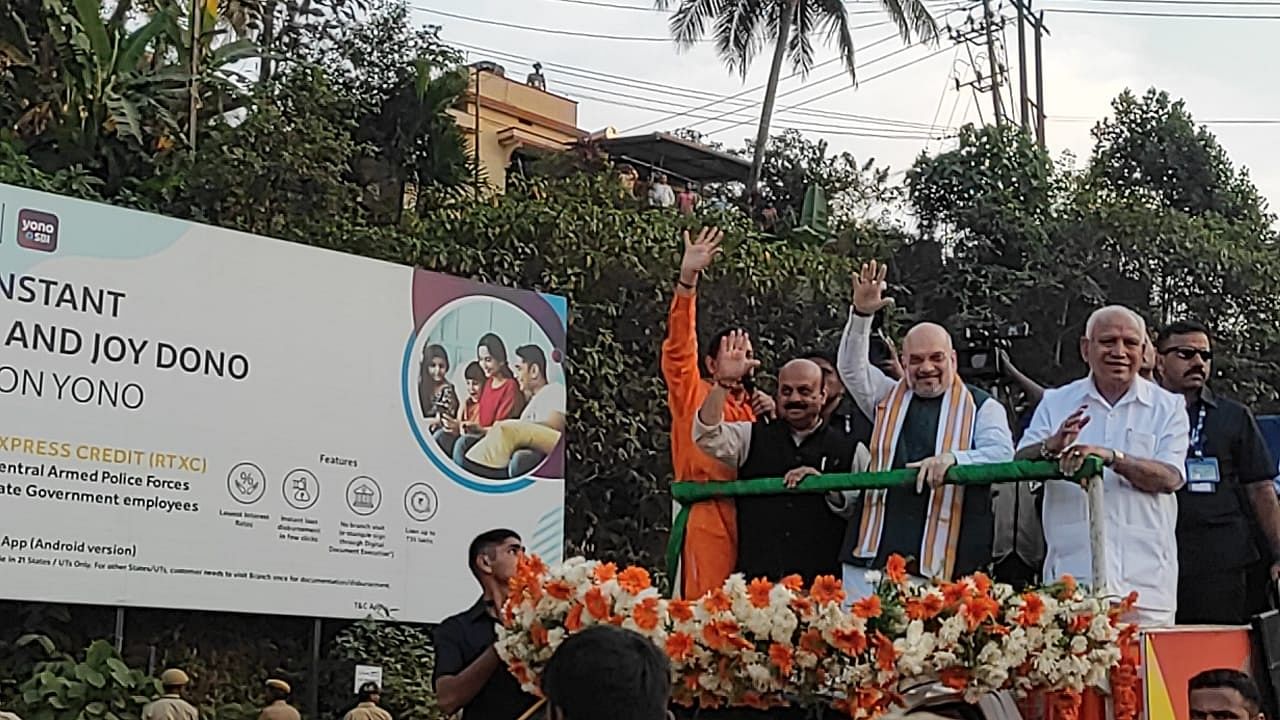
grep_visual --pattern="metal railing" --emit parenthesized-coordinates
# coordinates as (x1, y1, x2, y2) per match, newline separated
(667, 457, 1108, 590)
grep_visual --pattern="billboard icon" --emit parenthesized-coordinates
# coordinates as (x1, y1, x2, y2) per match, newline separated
(345, 476, 382, 516)
(17, 209, 58, 252)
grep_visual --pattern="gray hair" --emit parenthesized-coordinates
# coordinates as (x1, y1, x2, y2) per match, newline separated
(1085, 305, 1146, 339)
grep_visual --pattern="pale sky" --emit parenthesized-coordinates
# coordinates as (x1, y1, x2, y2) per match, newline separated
(423, 0, 1280, 216)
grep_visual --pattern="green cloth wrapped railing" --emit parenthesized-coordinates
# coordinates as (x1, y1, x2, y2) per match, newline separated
(666, 458, 1105, 586)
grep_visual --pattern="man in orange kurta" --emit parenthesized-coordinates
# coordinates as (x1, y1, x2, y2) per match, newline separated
(662, 227, 773, 598)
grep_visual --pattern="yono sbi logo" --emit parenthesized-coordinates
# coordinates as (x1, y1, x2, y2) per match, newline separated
(17, 209, 59, 252)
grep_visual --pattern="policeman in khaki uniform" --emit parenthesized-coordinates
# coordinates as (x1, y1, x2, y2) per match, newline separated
(258, 680, 300, 720)
(342, 683, 392, 720)
(143, 669, 199, 720)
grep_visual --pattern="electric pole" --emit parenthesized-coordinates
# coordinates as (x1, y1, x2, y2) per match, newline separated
(1016, 0, 1029, 131)
(948, 2, 1009, 127)
(473, 66, 481, 197)
(1009, 0, 1050, 147)
(188, 0, 202, 149)
(980, 0, 1004, 126)
(1034, 10, 1047, 147)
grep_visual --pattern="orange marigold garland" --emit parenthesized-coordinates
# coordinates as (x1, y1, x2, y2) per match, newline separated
(496, 554, 1134, 720)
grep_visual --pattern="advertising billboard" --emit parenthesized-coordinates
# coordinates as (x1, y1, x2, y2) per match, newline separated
(0, 183, 566, 622)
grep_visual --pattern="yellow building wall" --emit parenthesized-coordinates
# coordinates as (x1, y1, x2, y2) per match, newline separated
(450, 68, 584, 190)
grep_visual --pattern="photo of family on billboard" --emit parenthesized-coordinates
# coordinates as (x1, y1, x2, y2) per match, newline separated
(415, 298, 566, 481)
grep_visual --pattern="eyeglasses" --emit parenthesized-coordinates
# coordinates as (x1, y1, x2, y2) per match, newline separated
(1161, 347, 1213, 362)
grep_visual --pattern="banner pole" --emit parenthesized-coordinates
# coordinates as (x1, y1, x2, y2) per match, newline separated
(114, 607, 125, 653)
(308, 618, 322, 719)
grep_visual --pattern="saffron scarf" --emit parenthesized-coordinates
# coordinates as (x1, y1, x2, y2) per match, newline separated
(853, 374, 977, 580)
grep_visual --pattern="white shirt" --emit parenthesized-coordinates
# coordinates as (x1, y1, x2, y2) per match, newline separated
(521, 382, 566, 424)
(649, 183, 675, 208)
(836, 311, 1014, 467)
(1019, 376, 1189, 615)
(693, 414, 823, 469)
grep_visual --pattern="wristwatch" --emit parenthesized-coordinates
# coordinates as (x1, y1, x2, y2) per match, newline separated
(1039, 442, 1060, 460)
(1105, 449, 1125, 467)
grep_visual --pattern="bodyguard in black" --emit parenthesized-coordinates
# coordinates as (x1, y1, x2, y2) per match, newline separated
(693, 337, 854, 584)
(433, 530, 538, 720)
(1156, 321, 1280, 624)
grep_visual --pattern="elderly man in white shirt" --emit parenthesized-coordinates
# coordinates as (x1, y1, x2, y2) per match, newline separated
(1016, 305, 1189, 627)
(834, 261, 1014, 598)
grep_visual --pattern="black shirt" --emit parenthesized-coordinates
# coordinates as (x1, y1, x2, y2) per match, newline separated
(1175, 385, 1277, 575)
(432, 598, 537, 720)
(736, 417, 856, 583)
(829, 393, 875, 448)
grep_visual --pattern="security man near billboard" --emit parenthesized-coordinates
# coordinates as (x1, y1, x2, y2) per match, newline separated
(258, 680, 300, 720)
(143, 669, 199, 720)
(342, 683, 392, 720)
(1157, 320, 1280, 624)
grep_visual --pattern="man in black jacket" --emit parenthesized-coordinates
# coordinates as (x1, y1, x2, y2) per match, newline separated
(693, 331, 854, 584)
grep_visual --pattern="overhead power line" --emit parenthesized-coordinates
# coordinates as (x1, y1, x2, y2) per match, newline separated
(555, 79, 952, 135)
(421, 6, 905, 42)
(452, 40, 944, 131)
(566, 89, 946, 138)
(924, 46, 963, 152)
(1047, 0, 1280, 5)
(676, 2, 976, 133)
(419, 6, 694, 41)
(615, 0, 976, 132)
(1049, 115, 1280, 125)
(1042, 6, 1280, 18)
(541, 0, 958, 15)
(705, 40, 965, 135)
(684, 38, 921, 131)
(616, 32, 896, 133)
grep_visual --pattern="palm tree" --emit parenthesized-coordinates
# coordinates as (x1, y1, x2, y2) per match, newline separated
(655, 0, 939, 189)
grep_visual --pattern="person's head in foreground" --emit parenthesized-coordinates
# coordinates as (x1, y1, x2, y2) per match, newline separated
(542, 625, 672, 720)
(1189, 669, 1265, 720)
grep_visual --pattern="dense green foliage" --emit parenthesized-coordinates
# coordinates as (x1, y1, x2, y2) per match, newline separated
(16, 639, 159, 720)
(905, 91, 1280, 403)
(329, 621, 444, 720)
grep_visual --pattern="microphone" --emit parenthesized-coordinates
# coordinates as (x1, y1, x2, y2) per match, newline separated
(741, 375, 772, 423)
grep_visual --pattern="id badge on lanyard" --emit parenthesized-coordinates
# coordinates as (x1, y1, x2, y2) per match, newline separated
(1186, 404, 1219, 493)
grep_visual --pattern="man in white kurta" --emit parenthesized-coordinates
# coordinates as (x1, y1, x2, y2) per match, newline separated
(1017, 305, 1189, 627)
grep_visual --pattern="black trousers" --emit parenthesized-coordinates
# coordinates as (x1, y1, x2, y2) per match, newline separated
(1177, 568, 1249, 625)
(1247, 558, 1277, 618)
(993, 554, 1041, 590)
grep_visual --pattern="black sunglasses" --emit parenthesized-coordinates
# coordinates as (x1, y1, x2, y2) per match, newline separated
(1161, 347, 1213, 362)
